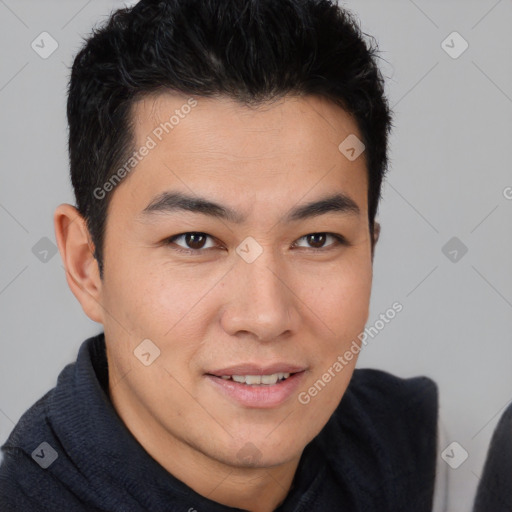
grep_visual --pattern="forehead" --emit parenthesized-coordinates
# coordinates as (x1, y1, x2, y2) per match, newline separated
(112, 92, 368, 219)
(132, 92, 361, 154)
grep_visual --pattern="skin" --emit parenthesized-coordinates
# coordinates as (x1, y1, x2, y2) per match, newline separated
(54, 93, 379, 512)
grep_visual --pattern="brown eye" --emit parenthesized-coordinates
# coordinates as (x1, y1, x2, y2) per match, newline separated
(184, 233, 208, 249)
(306, 233, 327, 248)
(165, 232, 217, 251)
(293, 232, 347, 250)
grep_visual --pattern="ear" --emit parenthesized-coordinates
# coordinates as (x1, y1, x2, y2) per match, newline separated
(54, 204, 104, 324)
(371, 221, 380, 262)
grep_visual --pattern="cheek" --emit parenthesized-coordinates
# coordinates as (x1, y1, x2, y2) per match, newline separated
(330, 274, 372, 335)
(300, 256, 373, 339)
(102, 240, 181, 327)
(126, 274, 205, 340)
(105, 258, 219, 374)
(295, 262, 371, 426)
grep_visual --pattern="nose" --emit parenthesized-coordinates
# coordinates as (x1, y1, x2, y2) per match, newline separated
(220, 251, 300, 342)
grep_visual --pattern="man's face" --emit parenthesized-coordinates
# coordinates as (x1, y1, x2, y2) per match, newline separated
(98, 93, 374, 469)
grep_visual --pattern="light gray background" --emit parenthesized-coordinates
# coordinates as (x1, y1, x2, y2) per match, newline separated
(1, 1, 511, 511)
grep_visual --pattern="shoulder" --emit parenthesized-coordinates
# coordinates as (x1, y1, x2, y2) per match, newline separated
(340, 368, 438, 461)
(314, 368, 439, 510)
(473, 401, 512, 512)
(337, 368, 438, 457)
(346, 367, 438, 420)
(0, 388, 81, 512)
(0, 335, 103, 511)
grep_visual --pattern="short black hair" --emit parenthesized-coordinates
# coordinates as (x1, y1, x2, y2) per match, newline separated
(67, 0, 392, 277)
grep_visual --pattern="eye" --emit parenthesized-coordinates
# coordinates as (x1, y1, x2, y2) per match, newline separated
(163, 231, 347, 255)
(164, 232, 219, 252)
(292, 232, 347, 250)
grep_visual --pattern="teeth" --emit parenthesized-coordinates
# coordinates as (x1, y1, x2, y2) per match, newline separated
(224, 373, 291, 385)
(245, 375, 262, 385)
(261, 374, 278, 385)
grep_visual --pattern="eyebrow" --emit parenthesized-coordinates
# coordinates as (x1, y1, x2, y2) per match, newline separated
(139, 191, 360, 223)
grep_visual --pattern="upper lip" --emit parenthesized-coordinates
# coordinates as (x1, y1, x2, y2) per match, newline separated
(207, 363, 306, 376)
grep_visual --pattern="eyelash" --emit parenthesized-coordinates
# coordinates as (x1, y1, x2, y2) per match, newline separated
(163, 232, 349, 255)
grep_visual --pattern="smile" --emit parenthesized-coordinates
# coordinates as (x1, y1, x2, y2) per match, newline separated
(219, 373, 292, 385)
(206, 368, 306, 408)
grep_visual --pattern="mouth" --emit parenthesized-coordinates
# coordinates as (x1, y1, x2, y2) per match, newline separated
(205, 365, 306, 408)
(215, 372, 294, 385)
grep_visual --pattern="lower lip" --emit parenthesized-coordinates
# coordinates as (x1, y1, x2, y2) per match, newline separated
(206, 372, 305, 408)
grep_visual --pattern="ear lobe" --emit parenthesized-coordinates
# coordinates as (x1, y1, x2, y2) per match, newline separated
(371, 221, 380, 262)
(54, 204, 104, 324)
(372, 221, 381, 246)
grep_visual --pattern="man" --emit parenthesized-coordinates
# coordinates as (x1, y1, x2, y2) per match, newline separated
(0, 1, 441, 510)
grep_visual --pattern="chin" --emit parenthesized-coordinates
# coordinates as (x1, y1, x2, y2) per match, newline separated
(219, 436, 302, 469)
